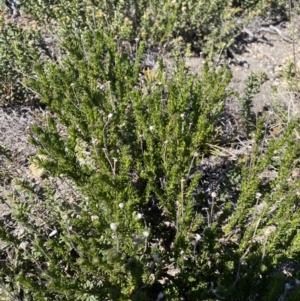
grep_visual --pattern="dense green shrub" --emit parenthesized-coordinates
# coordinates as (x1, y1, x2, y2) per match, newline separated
(8, 24, 233, 300)
(1, 1, 300, 300)
(0, 14, 300, 300)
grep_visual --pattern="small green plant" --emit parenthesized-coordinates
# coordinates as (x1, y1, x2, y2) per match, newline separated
(281, 59, 300, 92)
(238, 72, 266, 136)
(0, 15, 41, 107)
(223, 117, 300, 300)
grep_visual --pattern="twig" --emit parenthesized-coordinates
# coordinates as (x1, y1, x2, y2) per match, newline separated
(209, 282, 225, 299)
(102, 115, 115, 178)
(244, 28, 274, 46)
(269, 25, 293, 43)
(216, 42, 226, 65)
(16, 79, 42, 98)
(228, 47, 248, 66)
(288, 0, 298, 79)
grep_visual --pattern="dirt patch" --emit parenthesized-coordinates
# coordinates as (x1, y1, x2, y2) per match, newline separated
(185, 16, 300, 117)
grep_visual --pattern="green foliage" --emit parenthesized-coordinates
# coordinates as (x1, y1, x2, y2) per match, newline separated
(0, 22, 234, 300)
(1, 0, 300, 300)
(24, 24, 231, 300)
(19, 0, 286, 54)
(238, 72, 266, 136)
(0, 21, 25, 106)
(2, 14, 300, 298)
(223, 118, 300, 299)
(0, 0, 289, 107)
(0, 13, 42, 107)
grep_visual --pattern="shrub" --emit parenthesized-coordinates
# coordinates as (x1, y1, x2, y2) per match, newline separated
(0, 21, 234, 300)
(1, 1, 300, 300)
(0, 0, 288, 108)
(5, 0, 289, 60)
(0, 18, 33, 107)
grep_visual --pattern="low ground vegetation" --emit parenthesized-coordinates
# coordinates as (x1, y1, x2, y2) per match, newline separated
(1, 0, 300, 300)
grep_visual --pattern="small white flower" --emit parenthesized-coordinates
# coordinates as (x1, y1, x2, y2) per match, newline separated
(195, 234, 201, 241)
(118, 202, 124, 209)
(180, 250, 184, 255)
(91, 138, 98, 145)
(78, 158, 86, 166)
(96, 82, 105, 90)
(256, 192, 262, 199)
(180, 113, 185, 119)
(164, 140, 168, 144)
(149, 126, 154, 132)
(110, 223, 118, 232)
(194, 152, 199, 157)
(49, 229, 57, 237)
(211, 192, 217, 198)
(143, 231, 149, 238)
(156, 292, 164, 300)
(82, 150, 91, 156)
(254, 201, 267, 215)
(137, 212, 143, 219)
(108, 113, 113, 119)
